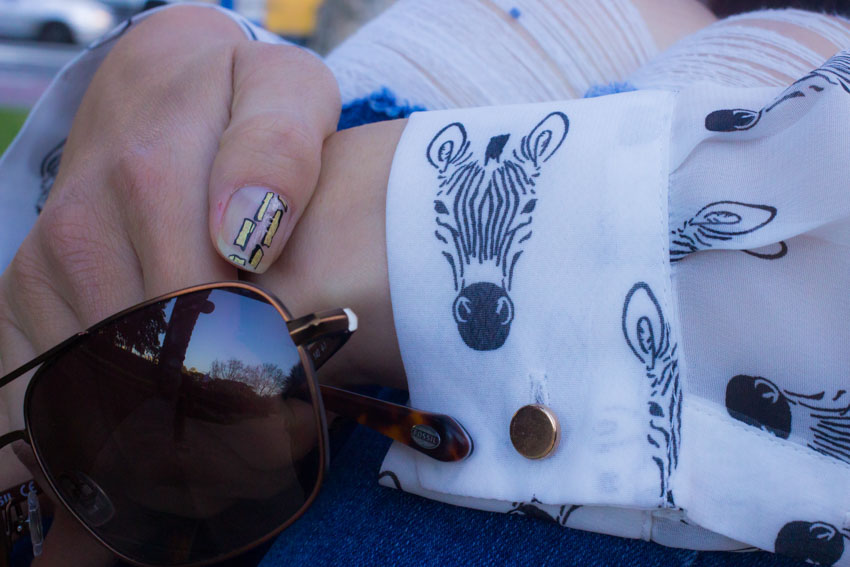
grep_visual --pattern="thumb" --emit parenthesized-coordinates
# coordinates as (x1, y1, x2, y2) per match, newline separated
(209, 42, 340, 273)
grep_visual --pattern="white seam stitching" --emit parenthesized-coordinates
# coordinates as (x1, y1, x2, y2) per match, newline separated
(687, 400, 850, 474)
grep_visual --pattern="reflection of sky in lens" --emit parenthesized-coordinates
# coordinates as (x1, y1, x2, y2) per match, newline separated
(179, 290, 301, 375)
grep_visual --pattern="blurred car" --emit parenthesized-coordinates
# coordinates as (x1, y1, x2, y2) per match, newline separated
(97, 0, 171, 22)
(0, 0, 116, 44)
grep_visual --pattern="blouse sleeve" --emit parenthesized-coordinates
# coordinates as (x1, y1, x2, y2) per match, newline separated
(381, 51, 850, 566)
(0, 2, 288, 273)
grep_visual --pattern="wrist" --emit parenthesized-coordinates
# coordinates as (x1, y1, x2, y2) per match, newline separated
(254, 120, 408, 389)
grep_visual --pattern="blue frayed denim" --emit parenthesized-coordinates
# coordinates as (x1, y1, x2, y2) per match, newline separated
(338, 88, 425, 131)
(584, 81, 638, 98)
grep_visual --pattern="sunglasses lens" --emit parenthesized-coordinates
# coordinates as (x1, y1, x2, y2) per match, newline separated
(26, 287, 324, 566)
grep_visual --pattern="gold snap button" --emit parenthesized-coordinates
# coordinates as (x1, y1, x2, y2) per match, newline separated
(510, 405, 560, 459)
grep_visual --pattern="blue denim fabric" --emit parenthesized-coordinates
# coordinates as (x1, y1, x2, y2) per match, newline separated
(5, 424, 813, 567)
(260, 422, 805, 567)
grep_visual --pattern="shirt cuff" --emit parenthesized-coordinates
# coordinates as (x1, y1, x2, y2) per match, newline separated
(385, 92, 678, 507)
(383, 67, 850, 564)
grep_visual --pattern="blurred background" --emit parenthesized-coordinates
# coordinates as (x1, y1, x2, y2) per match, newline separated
(0, 0, 394, 153)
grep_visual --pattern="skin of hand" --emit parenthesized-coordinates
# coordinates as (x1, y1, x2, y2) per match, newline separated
(0, 116, 406, 567)
(0, 5, 339, 564)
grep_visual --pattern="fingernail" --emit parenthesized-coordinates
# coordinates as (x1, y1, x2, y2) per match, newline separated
(217, 186, 290, 273)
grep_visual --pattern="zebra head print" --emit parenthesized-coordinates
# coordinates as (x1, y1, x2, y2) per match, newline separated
(507, 498, 582, 526)
(669, 201, 786, 261)
(725, 375, 791, 438)
(706, 51, 850, 133)
(427, 112, 569, 351)
(775, 521, 848, 566)
(725, 375, 850, 465)
(622, 282, 682, 506)
(37, 139, 65, 213)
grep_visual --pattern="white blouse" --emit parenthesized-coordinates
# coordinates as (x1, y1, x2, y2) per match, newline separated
(1, 3, 849, 565)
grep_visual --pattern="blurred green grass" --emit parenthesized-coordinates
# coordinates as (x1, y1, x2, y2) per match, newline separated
(0, 108, 27, 153)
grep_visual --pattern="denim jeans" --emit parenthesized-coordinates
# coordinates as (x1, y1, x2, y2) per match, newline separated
(3, 421, 814, 567)
(260, 421, 805, 567)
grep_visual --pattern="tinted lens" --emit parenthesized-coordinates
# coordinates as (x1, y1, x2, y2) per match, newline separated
(26, 287, 324, 566)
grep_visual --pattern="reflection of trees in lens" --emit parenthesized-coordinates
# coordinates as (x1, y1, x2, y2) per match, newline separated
(178, 359, 291, 423)
(208, 358, 290, 397)
(105, 302, 169, 361)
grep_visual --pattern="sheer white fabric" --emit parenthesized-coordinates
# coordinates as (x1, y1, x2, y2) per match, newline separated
(327, 0, 658, 105)
(631, 9, 850, 89)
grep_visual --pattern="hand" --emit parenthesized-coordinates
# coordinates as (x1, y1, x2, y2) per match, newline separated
(0, 117, 408, 566)
(0, 5, 339, 564)
(84, 4, 339, 277)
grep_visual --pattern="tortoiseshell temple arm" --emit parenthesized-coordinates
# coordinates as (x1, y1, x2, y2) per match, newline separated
(321, 385, 473, 462)
(288, 309, 473, 462)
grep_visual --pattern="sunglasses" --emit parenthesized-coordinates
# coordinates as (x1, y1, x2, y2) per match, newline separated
(0, 282, 472, 566)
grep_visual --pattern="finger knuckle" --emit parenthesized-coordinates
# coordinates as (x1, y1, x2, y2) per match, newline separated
(123, 5, 242, 52)
(0, 283, 21, 345)
(234, 42, 341, 121)
(34, 200, 110, 292)
(1, 253, 76, 350)
(226, 115, 320, 187)
(103, 7, 240, 97)
(114, 143, 174, 208)
(3, 243, 53, 315)
(234, 42, 300, 73)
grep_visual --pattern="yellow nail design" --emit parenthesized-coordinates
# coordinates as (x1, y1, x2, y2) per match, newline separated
(219, 187, 289, 273)
(255, 191, 274, 221)
(263, 210, 283, 247)
(233, 219, 256, 250)
(249, 245, 264, 269)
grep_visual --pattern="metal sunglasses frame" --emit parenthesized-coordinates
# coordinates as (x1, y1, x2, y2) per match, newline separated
(0, 281, 472, 566)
